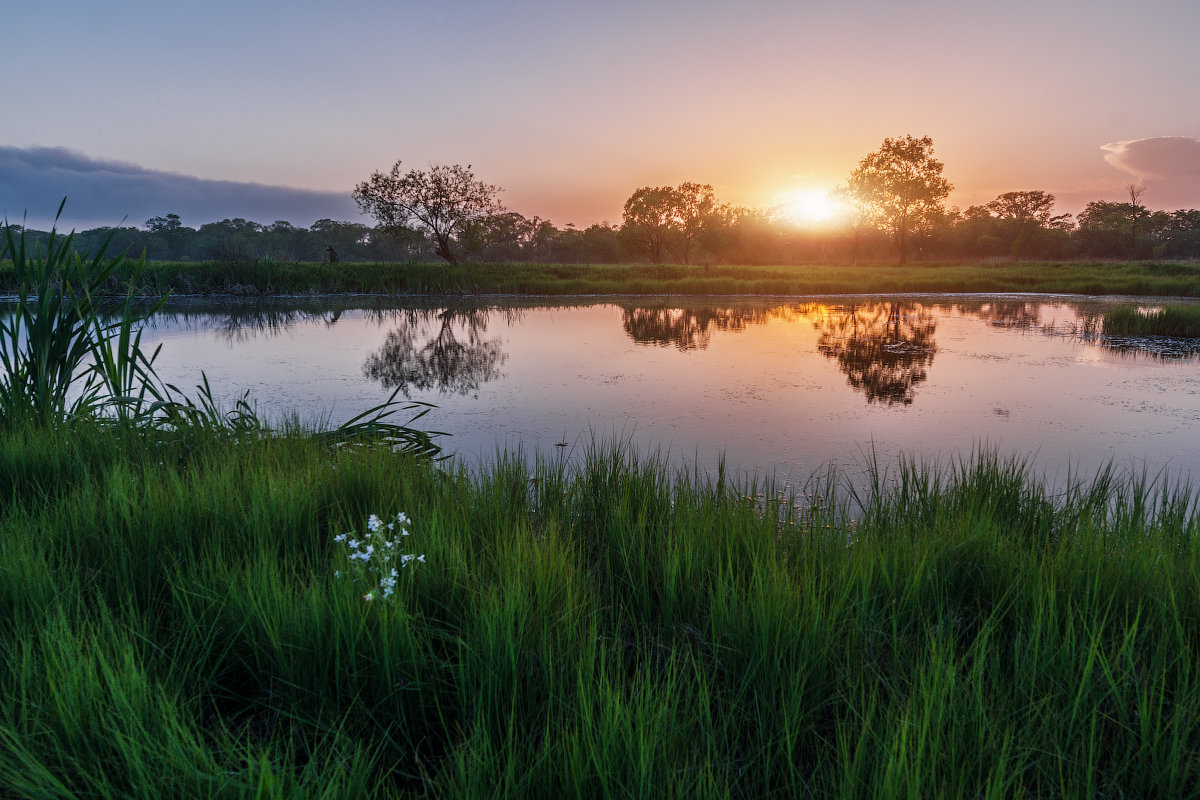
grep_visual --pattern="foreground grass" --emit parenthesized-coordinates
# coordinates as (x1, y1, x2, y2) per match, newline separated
(3, 423, 1200, 798)
(5, 258, 1200, 298)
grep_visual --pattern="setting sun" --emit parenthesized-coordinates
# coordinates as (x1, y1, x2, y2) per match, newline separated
(777, 189, 843, 227)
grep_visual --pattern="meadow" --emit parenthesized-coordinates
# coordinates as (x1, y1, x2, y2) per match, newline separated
(4, 226, 1200, 797)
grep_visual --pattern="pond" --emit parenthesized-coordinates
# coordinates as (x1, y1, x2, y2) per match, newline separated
(94, 295, 1200, 483)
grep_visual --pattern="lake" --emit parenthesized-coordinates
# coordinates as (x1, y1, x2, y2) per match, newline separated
(107, 294, 1200, 484)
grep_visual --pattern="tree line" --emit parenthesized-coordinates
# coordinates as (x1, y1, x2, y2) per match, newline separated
(9, 136, 1200, 265)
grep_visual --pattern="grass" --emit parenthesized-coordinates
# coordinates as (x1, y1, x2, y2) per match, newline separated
(1104, 304, 1200, 337)
(2, 424, 1200, 798)
(5, 257, 1200, 298)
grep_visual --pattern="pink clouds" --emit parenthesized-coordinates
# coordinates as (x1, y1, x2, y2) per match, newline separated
(1101, 137, 1200, 179)
(1099, 137, 1200, 209)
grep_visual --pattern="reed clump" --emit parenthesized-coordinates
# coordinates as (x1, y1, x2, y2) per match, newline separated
(1103, 305, 1200, 337)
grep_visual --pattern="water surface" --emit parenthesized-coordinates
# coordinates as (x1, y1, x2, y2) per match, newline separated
(123, 295, 1200, 482)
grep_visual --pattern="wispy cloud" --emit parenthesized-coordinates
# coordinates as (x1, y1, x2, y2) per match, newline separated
(0, 146, 364, 230)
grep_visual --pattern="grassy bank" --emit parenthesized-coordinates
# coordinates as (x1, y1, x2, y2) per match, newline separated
(3, 422, 1199, 798)
(5, 258, 1200, 297)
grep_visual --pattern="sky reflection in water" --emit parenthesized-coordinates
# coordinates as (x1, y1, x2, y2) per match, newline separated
(133, 296, 1200, 485)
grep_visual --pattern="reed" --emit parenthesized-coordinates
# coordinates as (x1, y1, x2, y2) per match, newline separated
(0, 211, 443, 456)
(1103, 305, 1200, 337)
(2, 425, 1198, 798)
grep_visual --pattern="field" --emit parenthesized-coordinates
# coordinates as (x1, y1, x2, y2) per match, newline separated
(4, 258, 1200, 298)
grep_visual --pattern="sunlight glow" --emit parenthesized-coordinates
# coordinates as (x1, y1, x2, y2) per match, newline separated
(776, 189, 844, 227)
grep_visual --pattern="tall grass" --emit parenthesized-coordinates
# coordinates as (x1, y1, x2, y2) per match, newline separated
(0, 201, 166, 424)
(0, 210, 443, 456)
(1103, 305, 1200, 337)
(2, 425, 1198, 798)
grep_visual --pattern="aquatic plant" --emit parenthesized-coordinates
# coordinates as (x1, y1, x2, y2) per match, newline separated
(1, 205, 444, 456)
(0, 201, 165, 425)
(1103, 304, 1200, 337)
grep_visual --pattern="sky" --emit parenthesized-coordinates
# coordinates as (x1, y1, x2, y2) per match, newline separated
(3, 0, 1199, 231)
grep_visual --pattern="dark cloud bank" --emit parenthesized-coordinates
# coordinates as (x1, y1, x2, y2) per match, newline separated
(0, 146, 364, 230)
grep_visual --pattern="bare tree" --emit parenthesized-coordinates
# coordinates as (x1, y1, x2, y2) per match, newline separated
(1126, 183, 1147, 255)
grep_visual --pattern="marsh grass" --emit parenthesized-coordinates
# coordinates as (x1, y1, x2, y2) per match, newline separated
(3, 425, 1199, 798)
(1103, 304, 1200, 337)
(7, 257, 1200, 298)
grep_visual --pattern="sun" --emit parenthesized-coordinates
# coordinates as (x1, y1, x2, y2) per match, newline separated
(777, 189, 843, 227)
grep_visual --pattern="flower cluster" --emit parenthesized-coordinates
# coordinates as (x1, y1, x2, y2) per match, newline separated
(333, 511, 425, 602)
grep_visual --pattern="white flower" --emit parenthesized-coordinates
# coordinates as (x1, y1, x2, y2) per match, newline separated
(367, 514, 383, 532)
(334, 533, 347, 543)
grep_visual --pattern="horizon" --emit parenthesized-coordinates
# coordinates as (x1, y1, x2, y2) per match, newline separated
(3, 1, 1198, 231)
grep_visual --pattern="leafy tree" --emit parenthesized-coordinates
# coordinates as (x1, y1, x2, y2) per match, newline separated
(353, 162, 504, 266)
(976, 190, 1072, 259)
(145, 213, 195, 260)
(1075, 201, 1142, 257)
(620, 182, 734, 264)
(845, 135, 953, 264)
(620, 186, 677, 264)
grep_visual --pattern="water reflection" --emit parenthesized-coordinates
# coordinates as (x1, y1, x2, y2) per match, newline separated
(362, 308, 512, 396)
(812, 302, 937, 405)
(621, 306, 770, 351)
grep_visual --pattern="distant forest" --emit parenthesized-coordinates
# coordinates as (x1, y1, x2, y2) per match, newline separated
(7, 191, 1200, 265)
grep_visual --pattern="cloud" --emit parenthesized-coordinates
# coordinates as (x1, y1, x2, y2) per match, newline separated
(0, 146, 365, 230)
(1101, 137, 1200, 180)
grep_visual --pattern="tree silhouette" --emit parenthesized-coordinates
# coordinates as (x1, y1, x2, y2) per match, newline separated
(813, 302, 937, 405)
(363, 307, 509, 395)
(845, 135, 952, 264)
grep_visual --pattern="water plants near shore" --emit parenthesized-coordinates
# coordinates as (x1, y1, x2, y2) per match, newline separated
(1103, 304, 1200, 337)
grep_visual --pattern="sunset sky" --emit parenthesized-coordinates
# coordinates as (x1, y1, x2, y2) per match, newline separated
(3, 0, 1199, 230)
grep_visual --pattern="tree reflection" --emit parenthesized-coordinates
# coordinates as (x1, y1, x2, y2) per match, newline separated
(955, 300, 1045, 329)
(813, 302, 937, 405)
(621, 307, 770, 351)
(363, 307, 510, 396)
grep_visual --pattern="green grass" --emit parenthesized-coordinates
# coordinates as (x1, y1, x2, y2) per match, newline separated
(3, 422, 1200, 798)
(1104, 304, 1200, 337)
(5, 257, 1200, 297)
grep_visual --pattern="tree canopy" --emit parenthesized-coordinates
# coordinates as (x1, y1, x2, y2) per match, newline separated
(845, 135, 953, 264)
(353, 162, 504, 266)
(620, 182, 739, 264)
